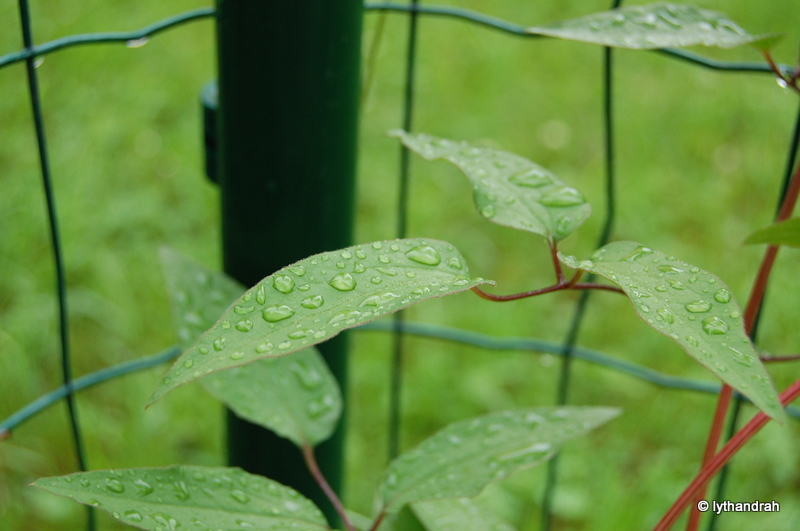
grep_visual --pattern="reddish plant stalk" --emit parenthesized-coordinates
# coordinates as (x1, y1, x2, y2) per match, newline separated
(657, 379, 800, 530)
(685, 154, 800, 531)
(471, 280, 622, 302)
(302, 444, 356, 531)
(762, 353, 800, 363)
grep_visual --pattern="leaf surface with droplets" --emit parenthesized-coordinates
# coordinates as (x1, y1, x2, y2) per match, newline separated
(412, 497, 516, 531)
(559, 241, 784, 422)
(744, 218, 800, 248)
(392, 130, 590, 242)
(379, 407, 619, 513)
(34, 466, 328, 530)
(150, 239, 491, 405)
(161, 248, 341, 447)
(526, 3, 780, 50)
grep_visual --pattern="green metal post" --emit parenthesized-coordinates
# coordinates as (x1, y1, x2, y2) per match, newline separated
(213, 0, 362, 522)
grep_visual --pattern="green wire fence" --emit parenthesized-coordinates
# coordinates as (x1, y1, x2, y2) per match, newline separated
(1, 1, 798, 530)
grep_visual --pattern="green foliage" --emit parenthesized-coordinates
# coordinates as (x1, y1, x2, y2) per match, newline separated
(744, 217, 800, 247)
(412, 497, 515, 531)
(559, 241, 784, 422)
(149, 238, 492, 405)
(526, 3, 781, 50)
(33, 466, 330, 531)
(392, 131, 590, 242)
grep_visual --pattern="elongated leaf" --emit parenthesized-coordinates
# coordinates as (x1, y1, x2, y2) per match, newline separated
(150, 239, 491, 405)
(34, 466, 329, 531)
(744, 218, 800, 248)
(392, 131, 590, 242)
(526, 3, 780, 50)
(379, 407, 619, 513)
(203, 350, 341, 447)
(559, 241, 784, 422)
(413, 498, 516, 531)
(161, 248, 341, 447)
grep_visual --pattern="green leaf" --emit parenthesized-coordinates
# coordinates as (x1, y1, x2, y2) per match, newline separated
(559, 241, 784, 422)
(202, 349, 341, 447)
(392, 131, 590, 242)
(33, 466, 329, 531)
(379, 407, 619, 513)
(412, 498, 516, 531)
(160, 248, 341, 447)
(150, 239, 491, 405)
(744, 218, 800, 248)
(526, 3, 780, 50)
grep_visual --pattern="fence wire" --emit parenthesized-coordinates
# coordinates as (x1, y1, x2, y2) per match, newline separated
(1, 2, 798, 531)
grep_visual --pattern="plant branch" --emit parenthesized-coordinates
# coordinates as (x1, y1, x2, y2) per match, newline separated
(763, 50, 800, 94)
(549, 239, 565, 283)
(301, 444, 355, 531)
(761, 353, 800, 363)
(470, 279, 622, 302)
(656, 378, 800, 530)
(367, 511, 387, 531)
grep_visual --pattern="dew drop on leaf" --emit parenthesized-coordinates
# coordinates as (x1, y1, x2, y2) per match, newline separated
(235, 319, 254, 332)
(272, 275, 295, 294)
(300, 295, 325, 309)
(104, 479, 125, 493)
(404, 245, 442, 266)
(714, 288, 732, 303)
(685, 301, 712, 313)
(328, 273, 356, 291)
(262, 305, 296, 322)
(702, 316, 729, 335)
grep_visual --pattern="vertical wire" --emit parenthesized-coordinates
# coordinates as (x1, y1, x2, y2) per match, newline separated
(541, 1, 620, 527)
(16, 1, 94, 530)
(707, 99, 800, 531)
(389, 0, 420, 461)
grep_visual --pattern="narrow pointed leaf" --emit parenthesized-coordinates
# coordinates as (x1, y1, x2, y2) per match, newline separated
(150, 239, 492, 405)
(379, 407, 619, 513)
(392, 131, 590, 242)
(202, 350, 341, 447)
(161, 248, 341, 447)
(33, 466, 329, 531)
(526, 3, 780, 50)
(559, 241, 784, 422)
(744, 218, 800, 248)
(413, 498, 516, 531)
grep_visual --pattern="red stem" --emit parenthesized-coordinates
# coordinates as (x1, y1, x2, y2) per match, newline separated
(762, 353, 800, 363)
(302, 444, 355, 531)
(656, 379, 800, 530)
(549, 239, 565, 283)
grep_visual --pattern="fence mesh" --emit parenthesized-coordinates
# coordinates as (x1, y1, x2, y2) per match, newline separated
(1, 1, 799, 529)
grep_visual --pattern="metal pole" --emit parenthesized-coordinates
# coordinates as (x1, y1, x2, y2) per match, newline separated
(212, 0, 362, 523)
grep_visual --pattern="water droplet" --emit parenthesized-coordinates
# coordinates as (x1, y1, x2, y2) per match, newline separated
(361, 292, 399, 307)
(405, 245, 442, 266)
(446, 257, 464, 270)
(255, 343, 273, 353)
(300, 295, 324, 309)
(230, 490, 249, 504)
(328, 273, 356, 291)
(172, 480, 190, 501)
(702, 316, 729, 335)
(213, 338, 226, 351)
(328, 310, 362, 327)
(714, 289, 731, 304)
(640, 304, 651, 313)
(134, 479, 154, 496)
(378, 254, 390, 264)
(540, 187, 585, 207)
(667, 279, 686, 290)
(221, 320, 231, 329)
(372, 241, 384, 250)
(622, 245, 655, 262)
(655, 284, 668, 292)
(290, 361, 323, 389)
(685, 301, 712, 313)
(230, 351, 245, 360)
(509, 168, 552, 188)
(353, 262, 366, 273)
(262, 305, 295, 322)
(335, 261, 346, 269)
(355, 249, 367, 259)
(481, 204, 496, 218)
(307, 395, 336, 418)
(370, 276, 382, 284)
(288, 265, 306, 277)
(105, 478, 125, 493)
(278, 340, 292, 350)
(234, 305, 255, 315)
(124, 510, 143, 522)
(183, 359, 194, 368)
(713, 361, 729, 373)
(288, 330, 309, 339)
(657, 264, 684, 274)
(235, 319, 254, 332)
(272, 275, 295, 294)
(728, 347, 753, 366)
(729, 310, 741, 319)
(685, 336, 700, 347)
(126, 37, 149, 48)
(657, 308, 675, 324)
(255, 284, 267, 305)
(374, 267, 397, 276)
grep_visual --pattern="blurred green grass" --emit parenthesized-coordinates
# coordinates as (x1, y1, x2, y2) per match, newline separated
(1, 1, 799, 529)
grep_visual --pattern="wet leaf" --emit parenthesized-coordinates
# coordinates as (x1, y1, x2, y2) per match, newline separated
(33, 466, 328, 530)
(392, 131, 590, 242)
(559, 241, 784, 422)
(526, 3, 780, 50)
(413, 497, 516, 531)
(161, 248, 341, 447)
(150, 239, 491, 405)
(378, 407, 619, 513)
(744, 218, 800, 248)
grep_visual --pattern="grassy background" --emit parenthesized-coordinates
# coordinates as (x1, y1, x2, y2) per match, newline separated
(1, 0, 799, 529)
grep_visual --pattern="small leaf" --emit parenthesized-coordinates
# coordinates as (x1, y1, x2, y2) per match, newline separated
(559, 241, 784, 422)
(744, 218, 800, 248)
(526, 3, 780, 50)
(33, 466, 329, 531)
(203, 349, 341, 447)
(392, 131, 590, 242)
(161, 248, 341, 447)
(150, 239, 492, 405)
(379, 407, 619, 513)
(413, 497, 516, 531)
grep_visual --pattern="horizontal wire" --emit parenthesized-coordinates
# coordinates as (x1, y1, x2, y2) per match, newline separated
(0, 5, 790, 75)
(0, 7, 214, 69)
